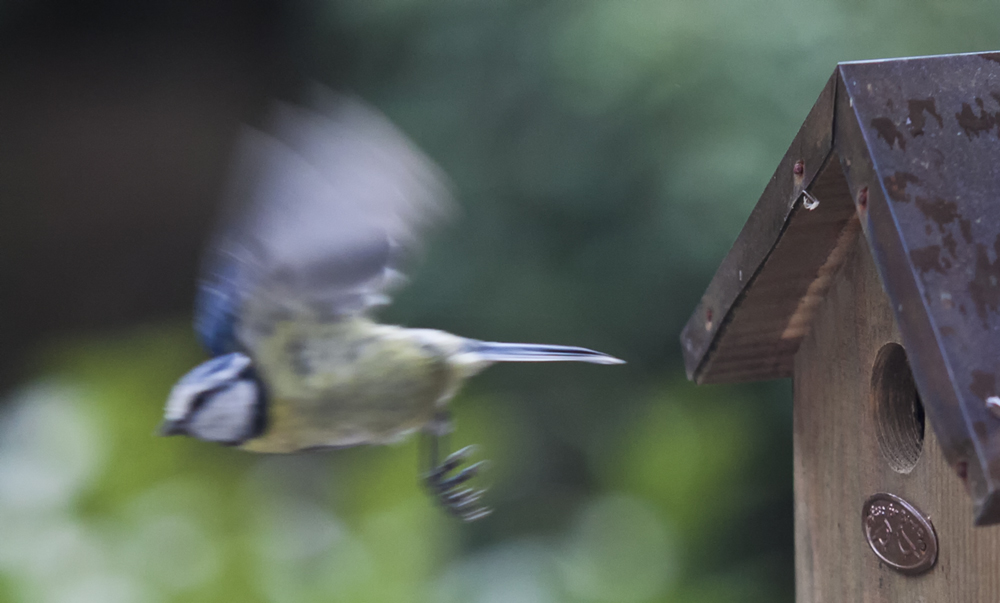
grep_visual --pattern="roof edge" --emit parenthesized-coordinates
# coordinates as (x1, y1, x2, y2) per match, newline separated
(681, 72, 837, 382)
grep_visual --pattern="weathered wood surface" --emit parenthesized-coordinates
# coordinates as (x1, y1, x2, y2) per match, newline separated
(835, 54, 1000, 524)
(686, 52, 1000, 524)
(680, 73, 836, 383)
(693, 154, 858, 384)
(794, 231, 1000, 602)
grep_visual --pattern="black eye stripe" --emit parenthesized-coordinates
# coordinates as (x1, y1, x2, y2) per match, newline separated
(238, 364, 259, 381)
(185, 366, 268, 444)
(190, 386, 224, 414)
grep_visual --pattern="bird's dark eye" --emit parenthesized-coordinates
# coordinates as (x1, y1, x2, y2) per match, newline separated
(188, 358, 265, 413)
(189, 388, 216, 414)
(185, 371, 268, 446)
(186, 362, 266, 431)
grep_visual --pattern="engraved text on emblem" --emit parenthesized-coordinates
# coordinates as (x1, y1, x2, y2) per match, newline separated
(862, 492, 938, 575)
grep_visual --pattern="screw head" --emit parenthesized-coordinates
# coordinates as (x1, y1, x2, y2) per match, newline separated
(987, 396, 1000, 418)
(793, 160, 805, 176)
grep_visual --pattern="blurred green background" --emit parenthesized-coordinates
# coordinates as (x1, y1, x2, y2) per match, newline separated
(2, 0, 1000, 601)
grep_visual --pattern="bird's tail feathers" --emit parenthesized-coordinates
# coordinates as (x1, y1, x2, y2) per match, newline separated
(470, 342, 624, 365)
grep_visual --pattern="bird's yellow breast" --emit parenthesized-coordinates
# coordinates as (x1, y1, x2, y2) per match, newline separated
(239, 318, 455, 453)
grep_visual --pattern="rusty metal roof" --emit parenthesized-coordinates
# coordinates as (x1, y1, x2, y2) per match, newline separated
(680, 51, 1000, 525)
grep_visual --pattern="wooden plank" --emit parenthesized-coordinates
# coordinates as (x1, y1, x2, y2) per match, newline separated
(684, 51, 1000, 525)
(695, 155, 859, 384)
(837, 54, 1000, 524)
(681, 72, 836, 381)
(794, 232, 1000, 601)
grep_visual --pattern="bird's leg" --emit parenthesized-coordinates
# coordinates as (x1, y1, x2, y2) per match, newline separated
(421, 411, 492, 521)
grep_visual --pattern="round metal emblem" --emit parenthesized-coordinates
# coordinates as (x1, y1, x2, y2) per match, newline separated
(862, 492, 937, 575)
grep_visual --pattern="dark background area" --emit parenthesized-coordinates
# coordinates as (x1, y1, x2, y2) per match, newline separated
(1, 0, 998, 601)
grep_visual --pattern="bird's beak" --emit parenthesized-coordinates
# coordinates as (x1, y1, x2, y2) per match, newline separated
(158, 420, 187, 436)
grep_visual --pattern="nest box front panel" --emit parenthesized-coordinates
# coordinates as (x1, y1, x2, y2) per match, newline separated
(835, 54, 1000, 523)
(794, 230, 1000, 602)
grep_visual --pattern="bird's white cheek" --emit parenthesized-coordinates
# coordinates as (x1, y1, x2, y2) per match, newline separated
(188, 380, 260, 444)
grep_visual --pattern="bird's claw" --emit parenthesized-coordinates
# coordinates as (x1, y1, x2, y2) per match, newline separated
(424, 446, 492, 522)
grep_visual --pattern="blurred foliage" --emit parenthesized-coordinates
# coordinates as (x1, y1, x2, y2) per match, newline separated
(4, 0, 1000, 601)
(0, 327, 787, 603)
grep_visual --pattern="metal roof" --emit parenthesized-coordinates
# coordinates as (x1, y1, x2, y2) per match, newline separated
(681, 51, 1000, 525)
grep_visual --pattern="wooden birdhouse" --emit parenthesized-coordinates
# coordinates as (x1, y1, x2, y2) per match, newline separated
(681, 51, 1000, 601)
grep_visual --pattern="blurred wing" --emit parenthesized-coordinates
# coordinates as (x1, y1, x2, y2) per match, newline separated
(195, 87, 453, 355)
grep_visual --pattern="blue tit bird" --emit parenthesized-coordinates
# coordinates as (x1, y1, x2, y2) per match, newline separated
(160, 86, 623, 521)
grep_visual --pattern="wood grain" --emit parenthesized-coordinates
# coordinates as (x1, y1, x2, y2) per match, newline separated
(695, 154, 858, 384)
(680, 73, 836, 383)
(794, 232, 1000, 602)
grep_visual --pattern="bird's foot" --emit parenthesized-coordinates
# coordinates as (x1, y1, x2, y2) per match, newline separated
(424, 445, 492, 522)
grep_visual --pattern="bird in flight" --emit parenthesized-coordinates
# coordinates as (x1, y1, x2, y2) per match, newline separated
(160, 86, 623, 521)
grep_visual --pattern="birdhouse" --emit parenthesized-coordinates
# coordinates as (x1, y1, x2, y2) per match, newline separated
(681, 51, 1000, 601)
